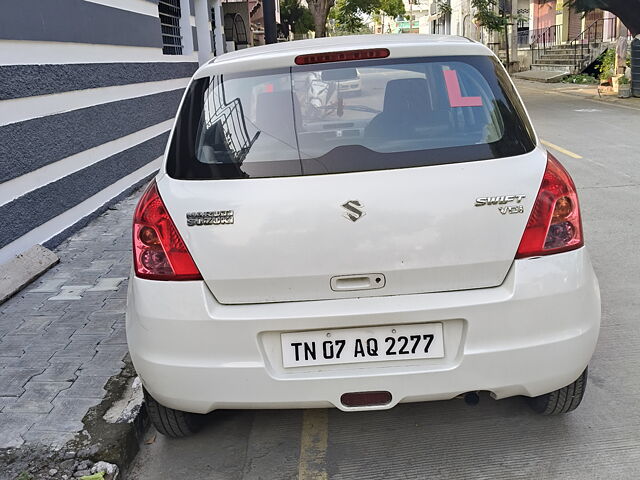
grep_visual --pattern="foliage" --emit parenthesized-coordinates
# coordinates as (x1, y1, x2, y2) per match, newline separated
(618, 75, 630, 85)
(471, 0, 507, 33)
(280, 0, 315, 36)
(330, 0, 367, 32)
(379, 0, 405, 19)
(437, 0, 452, 16)
(597, 48, 616, 80)
(562, 73, 599, 84)
(331, 0, 404, 34)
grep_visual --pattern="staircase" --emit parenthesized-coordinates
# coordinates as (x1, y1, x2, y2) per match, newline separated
(531, 43, 610, 74)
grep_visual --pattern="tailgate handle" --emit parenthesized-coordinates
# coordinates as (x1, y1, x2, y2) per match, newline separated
(330, 274, 386, 291)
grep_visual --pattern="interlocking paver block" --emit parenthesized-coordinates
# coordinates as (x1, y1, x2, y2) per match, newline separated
(35, 300, 73, 314)
(13, 316, 57, 334)
(0, 367, 46, 396)
(86, 260, 116, 272)
(87, 277, 127, 292)
(0, 396, 16, 412)
(4, 350, 54, 369)
(48, 286, 93, 301)
(68, 334, 107, 345)
(30, 397, 100, 432)
(79, 345, 127, 376)
(101, 298, 127, 314)
(54, 310, 91, 326)
(31, 361, 81, 382)
(29, 278, 68, 293)
(21, 429, 75, 447)
(49, 344, 97, 363)
(56, 374, 110, 399)
(4, 381, 71, 413)
(76, 313, 120, 335)
(26, 331, 73, 351)
(99, 327, 127, 345)
(0, 335, 37, 356)
(0, 413, 47, 448)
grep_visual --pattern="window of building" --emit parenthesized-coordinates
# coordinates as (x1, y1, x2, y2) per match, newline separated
(159, 0, 183, 55)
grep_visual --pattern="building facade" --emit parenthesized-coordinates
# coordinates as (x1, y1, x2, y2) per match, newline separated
(411, 1, 623, 72)
(0, 0, 258, 265)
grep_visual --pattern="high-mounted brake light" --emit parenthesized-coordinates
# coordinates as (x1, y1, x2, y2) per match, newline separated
(294, 48, 390, 66)
(132, 182, 202, 281)
(516, 153, 584, 259)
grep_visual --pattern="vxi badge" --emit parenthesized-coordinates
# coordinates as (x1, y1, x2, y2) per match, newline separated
(342, 200, 365, 222)
(475, 195, 526, 215)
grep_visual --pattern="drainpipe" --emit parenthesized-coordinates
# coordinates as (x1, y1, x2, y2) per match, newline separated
(263, 0, 278, 44)
(632, 37, 640, 97)
(211, 0, 226, 56)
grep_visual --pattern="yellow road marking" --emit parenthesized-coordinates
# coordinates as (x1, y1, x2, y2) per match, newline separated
(298, 409, 328, 480)
(541, 139, 583, 159)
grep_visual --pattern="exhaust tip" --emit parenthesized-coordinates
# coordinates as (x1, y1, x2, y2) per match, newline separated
(464, 392, 480, 406)
(341, 391, 392, 408)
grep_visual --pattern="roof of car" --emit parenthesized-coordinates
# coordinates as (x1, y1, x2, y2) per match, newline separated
(195, 34, 495, 77)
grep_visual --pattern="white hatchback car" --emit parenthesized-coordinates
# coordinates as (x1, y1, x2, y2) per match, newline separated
(127, 35, 600, 437)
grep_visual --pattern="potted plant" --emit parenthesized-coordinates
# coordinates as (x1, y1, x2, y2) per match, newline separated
(618, 76, 632, 98)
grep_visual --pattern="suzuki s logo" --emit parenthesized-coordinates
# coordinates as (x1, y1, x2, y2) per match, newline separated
(342, 200, 365, 222)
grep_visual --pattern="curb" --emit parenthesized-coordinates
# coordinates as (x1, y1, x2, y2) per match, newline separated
(2, 357, 148, 480)
(70, 356, 149, 477)
(0, 245, 59, 304)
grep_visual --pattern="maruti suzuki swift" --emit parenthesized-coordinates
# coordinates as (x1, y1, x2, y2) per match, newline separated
(126, 35, 601, 437)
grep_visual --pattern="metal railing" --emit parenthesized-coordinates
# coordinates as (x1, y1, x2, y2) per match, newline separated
(570, 17, 620, 72)
(523, 17, 630, 72)
(525, 25, 563, 67)
(518, 25, 561, 50)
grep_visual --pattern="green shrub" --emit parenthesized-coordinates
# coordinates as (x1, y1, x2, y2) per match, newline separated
(597, 49, 615, 81)
(562, 74, 598, 84)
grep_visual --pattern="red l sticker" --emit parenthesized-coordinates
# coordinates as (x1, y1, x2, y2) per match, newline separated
(443, 70, 483, 107)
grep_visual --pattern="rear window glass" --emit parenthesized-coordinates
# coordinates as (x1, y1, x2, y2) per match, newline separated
(166, 55, 535, 180)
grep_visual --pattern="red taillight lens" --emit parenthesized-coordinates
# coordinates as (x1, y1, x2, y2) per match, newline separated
(516, 153, 584, 259)
(132, 182, 202, 281)
(294, 48, 390, 65)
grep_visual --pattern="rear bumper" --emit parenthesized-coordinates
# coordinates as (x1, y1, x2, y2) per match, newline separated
(126, 248, 600, 414)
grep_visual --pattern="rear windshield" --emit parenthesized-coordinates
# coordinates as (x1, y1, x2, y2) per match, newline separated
(166, 55, 535, 180)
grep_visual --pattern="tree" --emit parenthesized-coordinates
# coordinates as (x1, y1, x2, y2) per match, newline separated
(307, 0, 335, 37)
(379, 0, 405, 20)
(280, 0, 315, 37)
(330, 0, 369, 33)
(471, 0, 507, 33)
(567, 0, 640, 36)
(310, 0, 404, 37)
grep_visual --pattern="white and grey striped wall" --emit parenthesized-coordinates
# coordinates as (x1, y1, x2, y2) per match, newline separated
(0, 0, 222, 265)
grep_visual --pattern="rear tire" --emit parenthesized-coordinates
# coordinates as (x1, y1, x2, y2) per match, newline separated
(528, 368, 588, 415)
(144, 389, 205, 437)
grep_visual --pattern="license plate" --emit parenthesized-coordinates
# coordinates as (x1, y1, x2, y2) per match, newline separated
(281, 323, 444, 368)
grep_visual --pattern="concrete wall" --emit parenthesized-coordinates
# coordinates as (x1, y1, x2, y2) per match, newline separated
(0, 0, 200, 263)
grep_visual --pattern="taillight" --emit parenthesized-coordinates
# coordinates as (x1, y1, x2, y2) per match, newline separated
(516, 153, 584, 259)
(294, 48, 389, 65)
(132, 181, 202, 281)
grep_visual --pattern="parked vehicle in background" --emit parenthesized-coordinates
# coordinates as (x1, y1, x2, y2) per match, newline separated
(126, 35, 601, 438)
